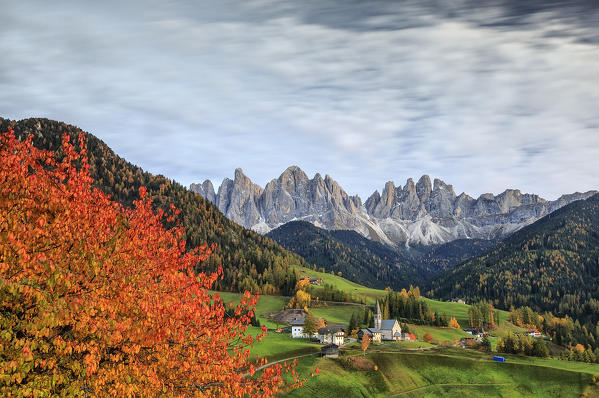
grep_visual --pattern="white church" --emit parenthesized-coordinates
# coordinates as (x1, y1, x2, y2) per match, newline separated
(359, 301, 402, 342)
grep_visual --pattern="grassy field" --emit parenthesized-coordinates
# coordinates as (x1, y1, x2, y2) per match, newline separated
(245, 326, 320, 361)
(407, 324, 470, 343)
(371, 341, 436, 350)
(295, 266, 386, 304)
(408, 347, 599, 375)
(212, 291, 287, 328)
(281, 351, 599, 398)
(310, 304, 364, 326)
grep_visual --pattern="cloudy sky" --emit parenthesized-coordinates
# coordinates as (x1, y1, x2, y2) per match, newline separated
(2, 0, 598, 200)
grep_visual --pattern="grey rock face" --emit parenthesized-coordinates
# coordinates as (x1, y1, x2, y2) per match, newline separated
(217, 168, 264, 228)
(191, 167, 597, 246)
(190, 180, 216, 203)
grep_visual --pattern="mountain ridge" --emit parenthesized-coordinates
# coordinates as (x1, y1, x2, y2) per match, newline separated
(191, 166, 596, 246)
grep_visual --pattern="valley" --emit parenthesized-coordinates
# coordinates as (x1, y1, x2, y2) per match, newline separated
(213, 268, 599, 397)
(3, 117, 599, 397)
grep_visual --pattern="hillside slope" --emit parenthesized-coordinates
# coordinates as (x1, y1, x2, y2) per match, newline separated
(283, 352, 599, 398)
(266, 220, 421, 289)
(267, 221, 498, 289)
(0, 117, 309, 294)
(428, 193, 599, 323)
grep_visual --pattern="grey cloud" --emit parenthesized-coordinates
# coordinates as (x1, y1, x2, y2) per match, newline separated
(1, 0, 598, 201)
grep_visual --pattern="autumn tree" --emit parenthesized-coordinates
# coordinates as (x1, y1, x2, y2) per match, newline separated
(295, 278, 310, 291)
(287, 289, 311, 309)
(449, 317, 461, 329)
(423, 333, 433, 343)
(0, 129, 299, 396)
(315, 317, 327, 330)
(361, 333, 371, 356)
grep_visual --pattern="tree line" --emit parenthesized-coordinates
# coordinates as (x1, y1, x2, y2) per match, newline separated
(508, 306, 599, 363)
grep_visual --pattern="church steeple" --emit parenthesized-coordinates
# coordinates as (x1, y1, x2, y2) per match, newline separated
(375, 300, 382, 330)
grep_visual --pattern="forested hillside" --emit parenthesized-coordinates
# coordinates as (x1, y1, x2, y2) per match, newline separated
(428, 193, 599, 324)
(0, 117, 308, 294)
(267, 220, 423, 289)
(398, 238, 497, 274)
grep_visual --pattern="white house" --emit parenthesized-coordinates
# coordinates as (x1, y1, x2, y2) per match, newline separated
(528, 329, 542, 338)
(290, 318, 319, 339)
(318, 326, 345, 346)
(290, 319, 307, 338)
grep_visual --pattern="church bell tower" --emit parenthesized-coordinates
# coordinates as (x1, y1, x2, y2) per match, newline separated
(375, 300, 382, 329)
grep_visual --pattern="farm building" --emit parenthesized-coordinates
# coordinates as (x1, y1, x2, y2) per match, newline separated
(528, 329, 542, 338)
(320, 344, 339, 358)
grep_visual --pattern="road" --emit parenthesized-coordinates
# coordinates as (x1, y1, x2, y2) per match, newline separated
(243, 352, 319, 377)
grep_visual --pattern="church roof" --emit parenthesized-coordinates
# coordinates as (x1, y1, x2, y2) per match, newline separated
(380, 320, 399, 330)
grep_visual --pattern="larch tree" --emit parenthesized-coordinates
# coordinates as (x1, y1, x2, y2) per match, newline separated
(0, 129, 300, 397)
(361, 334, 370, 356)
(449, 317, 461, 329)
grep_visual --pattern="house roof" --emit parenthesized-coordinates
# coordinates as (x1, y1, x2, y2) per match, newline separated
(321, 343, 339, 353)
(289, 319, 304, 326)
(380, 320, 398, 330)
(318, 325, 345, 335)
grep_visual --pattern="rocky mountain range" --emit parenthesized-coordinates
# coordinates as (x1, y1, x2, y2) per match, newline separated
(191, 166, 596, 246)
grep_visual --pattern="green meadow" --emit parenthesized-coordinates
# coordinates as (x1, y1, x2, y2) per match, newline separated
(281, 351, 599, 398)
(295, 266, 386, 304)
(246, 326, 320, 362)
(406, 324, 470, 343)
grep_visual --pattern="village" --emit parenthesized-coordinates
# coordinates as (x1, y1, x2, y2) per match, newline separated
(272, 300, 418, 358)
(267, 272, 547, 360)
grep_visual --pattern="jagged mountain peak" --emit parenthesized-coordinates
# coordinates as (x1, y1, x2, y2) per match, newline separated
(191, 167, 597, 246)
(190, 179, 216, 203)
(234, 167, 250, 181)
(280, 165, 308, 180)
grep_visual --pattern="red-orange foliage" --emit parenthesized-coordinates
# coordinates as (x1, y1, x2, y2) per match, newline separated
(423, 333, 433, 343)
(0, 129, 298, 396)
